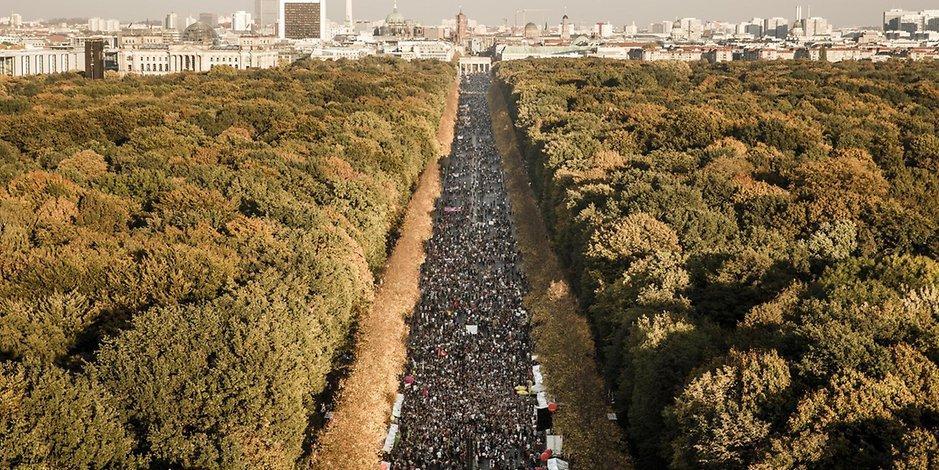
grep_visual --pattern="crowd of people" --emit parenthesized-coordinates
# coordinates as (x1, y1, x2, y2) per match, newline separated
(388, 74, 544, 469)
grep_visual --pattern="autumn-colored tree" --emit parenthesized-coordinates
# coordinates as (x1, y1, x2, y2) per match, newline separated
(0, 58, 455, 466)
(497, 59, 939, 468)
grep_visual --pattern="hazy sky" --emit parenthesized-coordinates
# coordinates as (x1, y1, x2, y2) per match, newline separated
(2, 0, 936, 28)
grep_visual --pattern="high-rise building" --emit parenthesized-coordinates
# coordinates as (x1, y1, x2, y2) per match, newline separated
(345, 0, 353, 30)
(929, 16, 939, 32)
(233, 11, 254, 31)
(883, 9, 939, 33)
(455, 10, 468, 45)
(199, 12, 219, 26)
(279, 0, 326, 39)
(624, 22, 638, 36)
(675, 17, 703, 40)
(884, 9, 918, 32)
(84, 39, 105, 79)
(164, 12, 178, 30)
(763, 17, 789, 39)
(651, 20, 673, 35)
(802, 17, 830, 37)
(737, 21, 762, 37)
(10, 13, 22, 27)
(255, 0, 279, 27)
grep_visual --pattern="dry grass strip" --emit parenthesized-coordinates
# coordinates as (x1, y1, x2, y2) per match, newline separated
(309, 77, 460, 470)
(488, 84, 632, 469)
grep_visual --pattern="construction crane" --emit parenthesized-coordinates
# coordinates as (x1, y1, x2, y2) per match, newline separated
(514, 8, 551, 30)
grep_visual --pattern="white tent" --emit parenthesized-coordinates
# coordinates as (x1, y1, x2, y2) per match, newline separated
(392, 393, 404, 419)
(532, 365, 544, 385)
(466, 325, 478, 334)
(546, 435, 563, 454)
(382, 424, 398, 453)
(547, 458, 570, 470)
(537, 391, 548, 408)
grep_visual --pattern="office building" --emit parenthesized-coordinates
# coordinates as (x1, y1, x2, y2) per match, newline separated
(595, 22, 614, 38)
(255, 0, 279, 27)
(118, 45, 278, 75)
(651, 21, 673, 35)
(233, 11, 254, 31)
(624, 22, 638, 36)
(674, 18, 703, 41)
(763, 17, 789, 39)
(802, 17, 830, 37)
(10, 13, 22, 27)
(280, 0, 326, 39)
(737, 21, 762, 37)
(0, 49, 84, 77)
(884, 9, 919, 32)
(883, 9, 939, 33)
(165, 12, 179, 30)
(199, 13, 219, 27)
(85, 39, 105, 79)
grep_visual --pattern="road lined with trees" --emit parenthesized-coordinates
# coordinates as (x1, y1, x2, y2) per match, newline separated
(390, 74, 543, 469)
(497, 59, 938, 468)
(0, 58, 454, 468)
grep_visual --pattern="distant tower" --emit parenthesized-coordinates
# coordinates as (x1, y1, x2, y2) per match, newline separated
(345, 0, 353, 30)
(84, 39, 105, 80)
(164, 12, 178, 30)
(561, 14, 571, 41)
(455, 8, 468, 45)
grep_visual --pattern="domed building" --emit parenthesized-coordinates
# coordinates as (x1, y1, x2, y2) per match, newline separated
(386, 5, 405, 25)
(375, 0, 421, 37)
(524, 22, 540, 40)
(182, 21, 219, 46)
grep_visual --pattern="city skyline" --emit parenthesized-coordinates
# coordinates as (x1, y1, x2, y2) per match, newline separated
(3, 0, 938, 27)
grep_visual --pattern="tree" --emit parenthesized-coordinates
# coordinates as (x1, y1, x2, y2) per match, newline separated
(0, 362, 141, 468)
(668, 349, 791, 469)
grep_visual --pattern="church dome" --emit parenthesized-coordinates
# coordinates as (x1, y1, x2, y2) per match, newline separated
(182, 21, 219, 45)
(386, 8, 405, 24)
(524, 22, 539, 38)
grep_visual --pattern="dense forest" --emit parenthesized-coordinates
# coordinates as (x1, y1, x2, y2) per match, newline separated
(497, 59, 938, 468)
(0, 58, 454, 468)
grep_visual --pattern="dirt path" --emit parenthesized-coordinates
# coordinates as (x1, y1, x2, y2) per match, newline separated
(488, 83, 632, 469)
(309, 78, 460, 470)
